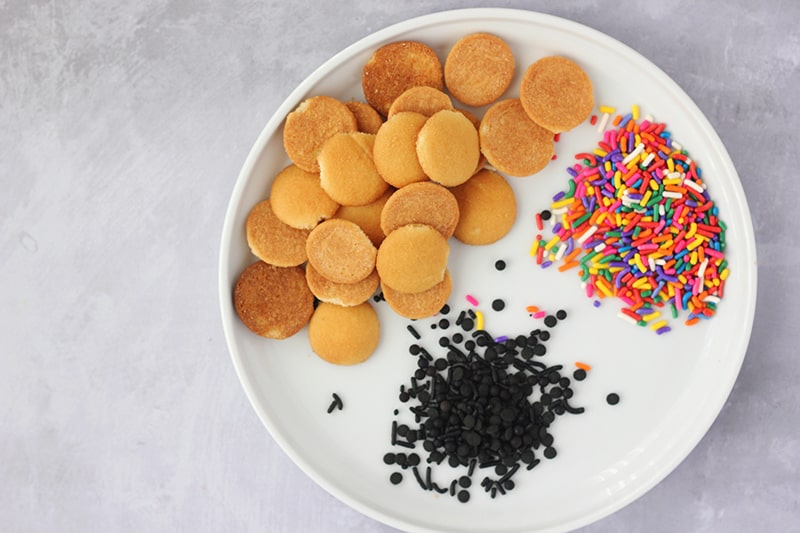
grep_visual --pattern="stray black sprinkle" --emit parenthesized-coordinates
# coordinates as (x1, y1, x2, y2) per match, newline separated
(457, 490, 470, 503)
(407, 325, 421, 339)
(556, 309, 567, 320)
(390, 472, 403, 485)
(440, 304, 451, 314)
(494, 259, 506, 271)
(540, 209, 552, 221)
(573, 368, 587, 381)
(412, 466, 427, 490)
(606, 393, 620, 405)
(327, 393, 343, 413)
(491, 299, 505, 312)
(544, 315, 557, 328)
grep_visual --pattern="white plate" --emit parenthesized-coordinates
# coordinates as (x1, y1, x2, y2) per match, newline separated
(219, 8, 757, 532)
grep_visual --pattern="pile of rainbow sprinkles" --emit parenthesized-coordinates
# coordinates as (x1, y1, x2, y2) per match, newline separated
(532, 105, 729, 335)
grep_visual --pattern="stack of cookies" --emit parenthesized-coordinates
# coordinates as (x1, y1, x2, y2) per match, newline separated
(233, 32, 594, 366)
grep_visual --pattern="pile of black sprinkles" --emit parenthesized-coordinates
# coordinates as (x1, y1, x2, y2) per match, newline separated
(384, 306, 584, 501)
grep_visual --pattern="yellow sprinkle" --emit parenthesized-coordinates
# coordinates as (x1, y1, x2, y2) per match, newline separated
(544, 235, 560, 251)
(634, 254, 647, 273)
(649, 179, 659, 191)
(614, 172, 622, 190)
(720, 268, 730, 281)
(678, 274, 688, 285)
(642, 311, 661, 322)
(650, 319, 668, 331)
(667, 284, 675, 297)
(632, 104, 640, 120)
(632, 277, 651, 289)
(599, 105, 616, 114)
(686, 237, 704, 251)
(551, 197, 574, 210)
(475, 310, 484, 330)
(596, 278, 614, 297)
(712, 278, 720, 287)
(667, 158, 675, 173)
(594, 148, 607, 157)
(530, 239, 540, 256)
(608, 266, 624, 274)
(639, 190, 652, 207)
(663, 177, 682, 186)
(686, 222, 698, 239)
(596, 211, 608, 225)
(689, 251, 698, 265)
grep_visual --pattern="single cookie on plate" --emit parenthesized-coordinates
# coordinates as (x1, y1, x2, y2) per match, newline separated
(519, 55, 593, 133)
(306, 264, 380, 307)
(387, 86, 453, 119)
(416, 109, 480, 187)
(270, 164, 339, 230)
(362, 40, 444, 116)
(345, 100, 384, 134)
(318, 132, 388, 206)
(283, 95, 357, 173)
(445, 32, 515, 107)
(380, 181, 459, 239)
(479, 98, 554, 177)
(376, 223, 449, 293)
(335, 187, 393, 247)
(373, 111, 429, 188)
(451, 168, 517, 245)
(382, 269, 453, 320)
(306, 218, 377, 284)
(246, 199, 310, 267)
(308, 302, 380, 365)
(234, 261, 314, 339)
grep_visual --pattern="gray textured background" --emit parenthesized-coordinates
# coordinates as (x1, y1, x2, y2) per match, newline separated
(2, 0, 798, 531)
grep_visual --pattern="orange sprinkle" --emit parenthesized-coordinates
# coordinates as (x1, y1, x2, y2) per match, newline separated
(526, 305, 540, 313)
(575, 362, 592, 371)
(558, 261, 580, 272)
(612, 114, 623, 126)
(685, 317, 700, 326)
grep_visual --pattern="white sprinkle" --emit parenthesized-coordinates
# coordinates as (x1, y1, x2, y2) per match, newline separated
(697, 258, 709, 280)
(594, 242, 606, 253)
(644, 114, 655, 122)
(667, 171, 682, 180)
(672, 141, 683, 151)
(684, 179, 704, 193)
(648, 256, 656, 271)
(552, 207, 568, 216)
(663, 191, 683, 199)
(577, 225, 598, 244)
(659, 204, 666, 216)
(554, 243, 567, 261)
(622, 143, 645, 165)
(597, 112, 610, 132)
(641, 152, 656, 168)
(703, 295, 721, 304)
(655, 259, 667, 266)
(617, 312, 638, 325)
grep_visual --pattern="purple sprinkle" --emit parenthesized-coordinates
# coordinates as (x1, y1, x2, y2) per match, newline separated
(494, 336, 509, 343)
(567, 167, 579, 177)
(541, 260, 553, 268)
(593, 300, 602, 308)
(553, 222, 563, 233)
(552, 191, 565, 202)
(656, 326, 672, 335)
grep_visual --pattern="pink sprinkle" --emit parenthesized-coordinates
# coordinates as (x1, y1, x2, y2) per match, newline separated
(533, 311, 547, 319)
(466, 294, 479, 306)
(585, 284, 594, 298)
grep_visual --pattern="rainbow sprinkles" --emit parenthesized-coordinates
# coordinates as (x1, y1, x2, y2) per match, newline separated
(533, 106, 729, 334)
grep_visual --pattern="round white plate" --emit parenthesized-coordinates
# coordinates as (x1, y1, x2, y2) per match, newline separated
(219, 8, 757, 532)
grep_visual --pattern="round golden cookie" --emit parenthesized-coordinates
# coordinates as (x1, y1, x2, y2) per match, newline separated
(373, 111, 429, 188)
(416, 109, 480, 187)
(519, 56, 594, 133)
(376, 224, 449, 293)
(306, 264, 379, 307)
(455, 108, 487, 172)
(305, 218, 377, 284)
(444, 33, 515, 107)
(362, 41, 444, 116)
(382, 270, 453, 320)
(234, 261, 314, 339)
(345, 101, 384, 134)
(479, 98, 554, 177)
(451, 169, 517, 245)
(318, 132, 388, 206)
(380, 182, 459, 239)
(246, 199, 310, 267)
(308, 302, 380, 365)
(387, 86, 453, 119)
(270, 164, 339, 230)
(335, 188, 393, 247)
(283, 96, 357, 173)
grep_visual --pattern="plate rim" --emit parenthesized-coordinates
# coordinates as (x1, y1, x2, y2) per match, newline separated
(218, 7, 758, 532)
